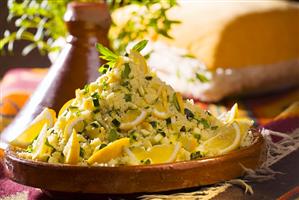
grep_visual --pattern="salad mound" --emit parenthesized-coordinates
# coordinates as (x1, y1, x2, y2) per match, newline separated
(13, 41, 254, 166)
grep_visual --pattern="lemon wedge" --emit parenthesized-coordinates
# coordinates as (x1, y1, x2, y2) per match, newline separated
(10, 108, 56, 148)
(152, 103, 169, 119)
(58, 99, 74, 117)
(120, 110, 147, 130)
(221, 103, 238, 124)
(87, 138, 130, 165)
(63, 129, 80, 164)
(32, 124, 52, 161)
(129, 143, 181, 164)
(63, 116, 85, 140)
(179, 135, 198, 152)
(201, 122, 241, 156)
(235, 118, 254, 143)
(129, 50, 148, 73)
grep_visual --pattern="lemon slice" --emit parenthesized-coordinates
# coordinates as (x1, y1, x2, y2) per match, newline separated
(63, 116, 85, 140)
(32, 107, 56, 127)
(63, 129, 80, 164)
(129, 50, 148, 73)
(10, 108, 56, 148)
(152, 103, 169, 119)
(179, 135, 198, 152)
(221, 103, 238, 124)
(201, 122, 241, 156)
(87, 138, 130, 165)
(58, 99, 74, 117)
(235, 118, 254, 143)
(129, 143, 181, 164)
(120, 110, 147, 130)
(32, 124, 52, 161)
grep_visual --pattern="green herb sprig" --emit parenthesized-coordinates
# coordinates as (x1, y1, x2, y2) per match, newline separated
(96, 40, 148, 74)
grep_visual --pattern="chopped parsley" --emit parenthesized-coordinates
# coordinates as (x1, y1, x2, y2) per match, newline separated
(145, 76, 153, 80)
(157, 129, 166, 137)
(98, 64, 109, 74)
(90, 121, 100, 128)
(130, 132, 138, 141)
(91, 92, 99, 99)
(83, 84, 89, 94)
(190, 151, 202, 160)
(124, 94, 132, 102)
(68, 106, 79, 112)
(141, 158, 151, 165)
(166, 117, 171, 125)
(205, 111, 212, 116)
(173, 93, 180, 112)
(194, 133, 201, 141)
(80, 147, 85, 157)
(102, 80, 108, 90)
(92, 92, 100, 107)
(112, 119, 121, 127)
(99, 143, 107, 150)
(93, 109, 100, 114)
(121, 63, 131, 79)
(92, 98, 100, 107)
(25, 145, 33, 153)
(108, 129, 119, 142)
(121, 81, 129, 87)
(180, 126, 186, 132)
(195, 73, 209, 83)
(197, 118, 210, 129)
(149, 121, 157, 128)
(184, 108, 194, 120)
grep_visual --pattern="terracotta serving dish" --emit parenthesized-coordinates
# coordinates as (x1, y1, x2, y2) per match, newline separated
(4, 129, 265, 194)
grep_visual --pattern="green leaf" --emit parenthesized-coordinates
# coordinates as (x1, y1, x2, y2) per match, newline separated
(121, 63, 131, 79)
(108, 129, 119, 142)
(132, 40, 148, 52)
(96, 43, 118, 62)
(195, 73, 209, 83)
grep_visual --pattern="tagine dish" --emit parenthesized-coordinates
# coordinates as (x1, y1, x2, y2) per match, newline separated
(4, 41, 264, 194)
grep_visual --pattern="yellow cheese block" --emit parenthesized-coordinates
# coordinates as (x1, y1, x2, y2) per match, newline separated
(161, 1, 299, 69)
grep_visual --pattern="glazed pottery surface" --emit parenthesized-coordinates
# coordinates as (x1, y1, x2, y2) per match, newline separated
(4, 129, 265, 194)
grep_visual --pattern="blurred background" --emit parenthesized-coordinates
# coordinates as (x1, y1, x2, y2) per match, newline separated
(0, 0, 50, 78)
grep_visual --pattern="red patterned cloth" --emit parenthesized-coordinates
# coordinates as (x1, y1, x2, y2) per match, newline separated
(0, 68, 298, 199)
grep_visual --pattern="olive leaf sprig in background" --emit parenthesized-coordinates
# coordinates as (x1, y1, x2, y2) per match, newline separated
(0, 0, 179, 56)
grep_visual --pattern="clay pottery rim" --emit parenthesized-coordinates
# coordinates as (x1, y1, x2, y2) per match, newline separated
(4, 129, 265, 194)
